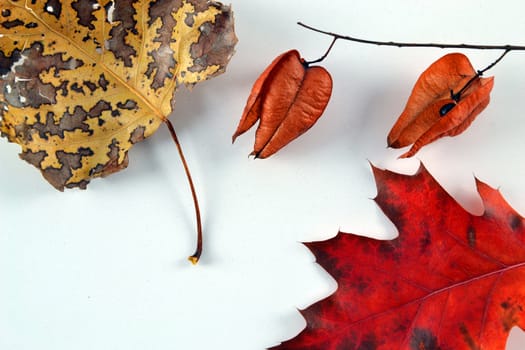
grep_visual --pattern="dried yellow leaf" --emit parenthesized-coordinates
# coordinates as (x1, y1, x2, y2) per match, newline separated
(0, 0, 237, 190)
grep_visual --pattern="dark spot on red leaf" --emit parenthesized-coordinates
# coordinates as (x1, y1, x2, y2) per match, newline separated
(357, 334, 378, 350)
(378, 240, 401, 261)
(419, 230, 431, 253)
(467, 226, 476, 247)
(499, 298, 521, 332)
(510, 215, 523, 231)
(410, 328, 440, 350)
(334, 336, 357, 350)
(355, 276, 370, 293)
(375, 199, 407, 234)
(305, 239, 351, 281)
(459, 324, 480, 350)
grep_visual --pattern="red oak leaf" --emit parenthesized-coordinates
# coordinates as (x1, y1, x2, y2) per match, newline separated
(388, 53, 494, 158)
(274, 164, 525, 350)
(232, 50, 332, 158)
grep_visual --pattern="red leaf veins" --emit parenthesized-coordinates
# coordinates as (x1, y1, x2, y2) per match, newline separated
(274, 164, 525, 350)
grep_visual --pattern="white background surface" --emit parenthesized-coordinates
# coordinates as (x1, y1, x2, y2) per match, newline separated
(2, 0, 525, 349)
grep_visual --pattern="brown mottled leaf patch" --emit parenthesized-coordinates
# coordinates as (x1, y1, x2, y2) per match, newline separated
(0, 0, 236, 190)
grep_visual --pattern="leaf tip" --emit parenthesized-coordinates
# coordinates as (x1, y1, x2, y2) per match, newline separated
(369, 161, 385, 179)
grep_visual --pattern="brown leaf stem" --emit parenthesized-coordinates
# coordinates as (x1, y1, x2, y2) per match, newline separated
(164, 119, 203, 265)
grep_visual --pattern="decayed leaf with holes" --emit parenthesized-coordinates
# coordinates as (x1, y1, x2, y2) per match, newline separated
(0, 0, 236, 190)
(387, 53, 494, 158)
(273, 164, 525, 350)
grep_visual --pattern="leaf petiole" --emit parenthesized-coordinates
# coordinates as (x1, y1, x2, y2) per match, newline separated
(164, 119, 203, 265)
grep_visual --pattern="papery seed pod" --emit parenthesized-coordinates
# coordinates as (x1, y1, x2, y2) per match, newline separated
(388, 53, 494, 158)
(232, 50, 333, 158)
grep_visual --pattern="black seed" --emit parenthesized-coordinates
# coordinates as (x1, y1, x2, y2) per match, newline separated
(439, 102, 456, 116)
